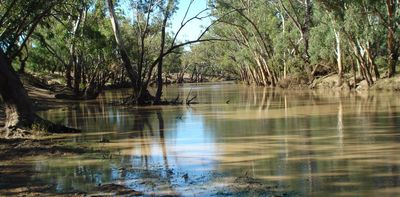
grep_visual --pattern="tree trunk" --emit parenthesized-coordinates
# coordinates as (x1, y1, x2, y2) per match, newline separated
(0, 53, 36, 130)
(154, 0, 174, 104)
(351, 42, 374, 86)
(303, 0, 312, 65)
(255, 56, 267, 86)
(68, 8, 83, 89)
(190, 67, 196, 82)
(351, 58, 357, 89)
(0, 52, 79, 137)
(73, 56, 82, 95)
(18, 55, 28, 74)
(280, 0, 313, 73)
(107, 0, 139, 90)
(155, 14, 168, 104)
(334, 29, 343, 86)
(260, 55, 276, 86)
(387, 27, 396, 77)
(386, 0, 397, 77)
(66, 64, 73, 88)
(365, 44, 380, 79)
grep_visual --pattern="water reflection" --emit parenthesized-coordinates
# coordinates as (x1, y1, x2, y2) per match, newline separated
(2, 83, 400, 196)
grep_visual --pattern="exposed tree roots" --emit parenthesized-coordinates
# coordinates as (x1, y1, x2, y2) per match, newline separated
(1, 117, 80, 139)
(121, 88, 198, 106)
(122, 89, 156, 105)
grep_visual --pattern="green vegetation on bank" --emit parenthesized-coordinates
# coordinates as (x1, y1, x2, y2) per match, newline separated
(197, 0, 399, 88)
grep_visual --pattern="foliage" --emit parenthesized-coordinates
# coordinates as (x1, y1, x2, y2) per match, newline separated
(191, 0, 400, 86)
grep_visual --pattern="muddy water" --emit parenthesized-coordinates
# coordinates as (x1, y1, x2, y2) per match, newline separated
(4, 82, 400, 196)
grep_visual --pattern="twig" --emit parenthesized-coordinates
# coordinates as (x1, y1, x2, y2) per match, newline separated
(185, 88, 197, 105)
(185, 88, 193, 102)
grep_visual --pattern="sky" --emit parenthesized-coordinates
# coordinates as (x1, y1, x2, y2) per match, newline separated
(170, 0, 212, 42)
(120, 0, 212, 42)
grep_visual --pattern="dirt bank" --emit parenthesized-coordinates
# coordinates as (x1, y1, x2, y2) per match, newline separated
(310, 74, 400, 91)
(370, 76, 400, 91)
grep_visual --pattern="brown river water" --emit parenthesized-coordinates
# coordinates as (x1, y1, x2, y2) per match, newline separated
(3, 82, 400, 196)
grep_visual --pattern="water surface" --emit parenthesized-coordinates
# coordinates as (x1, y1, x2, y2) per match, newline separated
(3, 82, 400, 196)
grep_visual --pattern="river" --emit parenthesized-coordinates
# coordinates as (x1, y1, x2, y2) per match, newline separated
(4, 82, 400, 196)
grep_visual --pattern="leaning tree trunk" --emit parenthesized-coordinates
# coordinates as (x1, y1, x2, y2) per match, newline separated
(0, 52, 78, 137)
(0, 53, 37, 131)
(107, 0, 139, 90)
(107, 0, 153, 105)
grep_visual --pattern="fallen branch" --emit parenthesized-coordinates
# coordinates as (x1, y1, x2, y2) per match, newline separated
(185, 88, 198, 105)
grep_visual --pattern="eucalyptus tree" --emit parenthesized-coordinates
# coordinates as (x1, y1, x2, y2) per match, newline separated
(211, 0, 280, 86)
(342, 1, 384, 85)
(316, 0, 398, 85)
(375, 0, 399, 77)
(154, 0, 177, 103)
(27, 0, 116, 99)
(181, 41, 224, 82)
(279, 0, 313, 74)
(184, 0, 399, 88)
(313, 0, 348, 85)
(67, 2, 117, 99)
(347, 0, 398, 80)
(0, 0, 79, 136)
(107, 0, 173, 104)
(107, 0, 216, 104)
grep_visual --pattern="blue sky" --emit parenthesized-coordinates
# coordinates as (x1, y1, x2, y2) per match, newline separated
(170, 0, 211, 41)
(119, 0, 212, 42)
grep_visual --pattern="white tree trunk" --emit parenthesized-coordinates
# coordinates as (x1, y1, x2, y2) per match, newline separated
(334, 28, 343, 86)
(106, 0, 139, 90)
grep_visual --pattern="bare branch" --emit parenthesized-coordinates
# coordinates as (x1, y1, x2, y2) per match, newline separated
(279, 0, 303, 34)
(181, 0, 195, 24)
(171, 8, 210, 47)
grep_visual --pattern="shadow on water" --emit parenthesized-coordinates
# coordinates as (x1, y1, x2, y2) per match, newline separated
(1, 83, 400, 196)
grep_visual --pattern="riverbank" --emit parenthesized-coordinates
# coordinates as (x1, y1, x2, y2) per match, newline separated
(282, 73, 400, 91)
